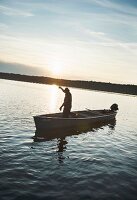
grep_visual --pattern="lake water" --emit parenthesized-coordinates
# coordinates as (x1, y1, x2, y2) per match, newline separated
(0, 79, 137, 200)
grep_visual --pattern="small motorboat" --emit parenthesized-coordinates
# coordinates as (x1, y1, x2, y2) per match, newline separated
(33, 104, 118, 138)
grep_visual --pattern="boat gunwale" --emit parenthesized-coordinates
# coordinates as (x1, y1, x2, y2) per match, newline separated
(33, 111, 117, 120)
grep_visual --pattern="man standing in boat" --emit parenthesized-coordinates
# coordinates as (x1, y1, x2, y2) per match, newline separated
(59, 86, 72, 118)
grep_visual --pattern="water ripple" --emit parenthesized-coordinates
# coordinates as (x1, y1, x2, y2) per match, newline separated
(0, 80, 137, 199)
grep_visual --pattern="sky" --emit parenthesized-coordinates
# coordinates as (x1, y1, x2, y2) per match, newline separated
(0, 0, 137, 84)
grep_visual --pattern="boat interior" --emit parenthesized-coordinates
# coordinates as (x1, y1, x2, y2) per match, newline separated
(37, 109, 113, 119)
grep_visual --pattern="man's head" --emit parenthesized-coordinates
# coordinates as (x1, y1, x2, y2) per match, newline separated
(65, 88, 69, 93)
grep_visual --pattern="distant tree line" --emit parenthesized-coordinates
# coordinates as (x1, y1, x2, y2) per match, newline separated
(0, 72, 137, 95)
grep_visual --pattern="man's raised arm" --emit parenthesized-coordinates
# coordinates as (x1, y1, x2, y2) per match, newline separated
(59, 86, 65, 93)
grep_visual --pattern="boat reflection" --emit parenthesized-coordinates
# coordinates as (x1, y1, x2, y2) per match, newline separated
(33, 119, 116, 141)
(57, 138, 68, 164)
(32, 120, 116, 163)
(108, 121, 116, 129)
(57, 138, 67, 152)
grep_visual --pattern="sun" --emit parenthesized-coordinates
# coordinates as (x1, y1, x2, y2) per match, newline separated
(49, 60, 63, 77)
(52, 66, 61, 75)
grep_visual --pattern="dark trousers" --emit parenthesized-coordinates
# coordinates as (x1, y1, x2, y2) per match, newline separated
(63, 106, 71, 118)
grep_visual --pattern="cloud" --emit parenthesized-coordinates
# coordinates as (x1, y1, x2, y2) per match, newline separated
(0, 60, 50, 76)
(15, 1, 68, 15)
(0, 5, 34, 17)
(89, 0, 137, 16)
(0, 23, 8, 30)
(0, 0, 137, 84)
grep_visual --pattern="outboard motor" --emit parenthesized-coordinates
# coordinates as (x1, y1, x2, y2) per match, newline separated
(110, 103, 118, 111)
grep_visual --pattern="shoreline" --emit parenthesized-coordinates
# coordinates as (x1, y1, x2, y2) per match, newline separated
(0, 72, 137, 96)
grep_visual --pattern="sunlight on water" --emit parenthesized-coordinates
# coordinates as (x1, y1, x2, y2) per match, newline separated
(0, 79, 137, 200)
(48, 85, 58, 112)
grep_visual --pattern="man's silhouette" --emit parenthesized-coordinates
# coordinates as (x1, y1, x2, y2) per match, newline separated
(59, 87, 72, 118)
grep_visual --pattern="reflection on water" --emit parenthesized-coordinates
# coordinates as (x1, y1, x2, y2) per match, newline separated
(1, 80, 137, 200)
(33, 121, 116, 164)
(57, 138, 67, 153)
(57, 138, 68, 163)
(107, 120, 116, 134)
(49, 85, 58, 112)
(108, 121, 116, 130)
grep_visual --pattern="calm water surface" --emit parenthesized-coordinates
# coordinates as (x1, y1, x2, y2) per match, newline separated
(0, 79, 137, 200)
